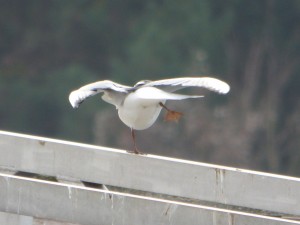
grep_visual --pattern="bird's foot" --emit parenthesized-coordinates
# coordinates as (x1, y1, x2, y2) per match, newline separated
(159, 102, 183, 122)
(126, 149, 146, 155)
(164, 110, 183, 122)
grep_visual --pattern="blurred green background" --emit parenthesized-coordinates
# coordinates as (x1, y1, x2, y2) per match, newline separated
(1, 0, 300, 175)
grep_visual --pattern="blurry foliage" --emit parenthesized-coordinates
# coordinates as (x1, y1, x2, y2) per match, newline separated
(0, 63, 98, 141)
(0, 0, 300, 175)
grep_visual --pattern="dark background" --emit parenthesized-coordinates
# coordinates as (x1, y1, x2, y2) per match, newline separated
(1, 0, 300, 176)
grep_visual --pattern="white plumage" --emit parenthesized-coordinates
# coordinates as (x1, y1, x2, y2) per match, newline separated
(69, 77, 230, 153)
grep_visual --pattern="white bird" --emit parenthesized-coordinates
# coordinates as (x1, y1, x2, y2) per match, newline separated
(69, 77, 230, 154)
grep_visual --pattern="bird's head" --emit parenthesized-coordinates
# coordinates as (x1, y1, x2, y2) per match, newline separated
(133, 80, 151, 88)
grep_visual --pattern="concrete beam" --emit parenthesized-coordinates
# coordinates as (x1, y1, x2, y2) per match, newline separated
(0, 130, 300, 216)
(0, 211, 80, 225)
(0, 173, 299, 225)
(0, 211, 32, 225)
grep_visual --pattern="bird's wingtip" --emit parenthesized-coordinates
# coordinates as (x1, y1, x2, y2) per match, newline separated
(69, 91, 80, 109)
(222, 83, 230, 94)
(211, 78, 230, 94)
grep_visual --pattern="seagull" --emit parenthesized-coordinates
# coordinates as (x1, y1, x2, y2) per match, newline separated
(69, 77, 230, 154)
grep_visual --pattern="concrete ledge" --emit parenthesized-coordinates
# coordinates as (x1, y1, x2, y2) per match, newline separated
(0, 173, 299, 225)
(0, 211, 32, 225)
(0, 130, 300, 216)
(0, 211, 80, 225)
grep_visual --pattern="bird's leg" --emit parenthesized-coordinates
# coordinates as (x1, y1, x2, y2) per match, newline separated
(131, 129, 139, 154)
(127, 129, 142, 154)
(159, 102, 183, 122)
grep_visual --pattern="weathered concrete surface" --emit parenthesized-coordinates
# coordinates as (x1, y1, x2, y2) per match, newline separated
(0, 130, 300, 216)
(0, 211, 32, 225)
(0, 173, 299, 225)
(0, 211, 80, 225)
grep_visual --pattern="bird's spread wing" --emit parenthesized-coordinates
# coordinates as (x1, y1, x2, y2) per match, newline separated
(135, 87, 203, 100)
(143, 77, 230, 94)
(69, 80, 130, 108)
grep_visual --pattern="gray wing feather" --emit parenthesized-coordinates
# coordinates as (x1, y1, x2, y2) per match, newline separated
(69, 80, 130, 108)
(144, 77, 230, 94)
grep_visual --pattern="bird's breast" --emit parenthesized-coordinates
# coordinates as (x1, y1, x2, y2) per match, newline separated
(118, 92, 165, 130)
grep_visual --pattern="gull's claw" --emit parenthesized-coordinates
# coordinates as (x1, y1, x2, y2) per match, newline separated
(159, 102, 183, 122)
(126, 149, 146, 155)
(164, 110, 183, 122)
